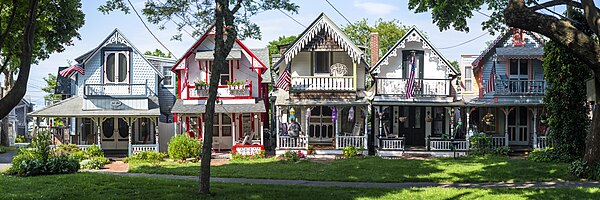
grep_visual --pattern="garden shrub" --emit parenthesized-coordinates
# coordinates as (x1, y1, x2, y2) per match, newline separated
(168, 134, 201, 161)
(492, 146, 510, 156)
(280, 150, 302, 162)
(5, 132, 87, 176)
(15, 135, 27, 143)
(342, 146, 359, 158)
(85, 144, 104, 158)
(529, 147, 570, 162)
(80, 159, 104, 170)
(54, 144, 81, 157)
(124, 151, 167, 164)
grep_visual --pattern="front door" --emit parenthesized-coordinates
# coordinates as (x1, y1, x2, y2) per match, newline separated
(101, 118, 129, 150)
(399, 107, 426, 146)
(213, 114, 233, 150)
(508, 107, 529, 145)
(309, 106, 334, 143)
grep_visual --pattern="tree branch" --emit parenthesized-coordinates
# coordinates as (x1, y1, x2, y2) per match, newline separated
(0, 0, 38, 119)
(231, 0, 243, 14)
(581, 0, 600, 36)
(530, 0, 583, 11)
(505, 0, 600, 73)
(0, 0, 18, 50)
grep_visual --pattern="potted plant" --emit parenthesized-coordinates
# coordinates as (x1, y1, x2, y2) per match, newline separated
(482, 113, 495, 125)
(540, 115, 548, 124)
(307, 145, 314, 155)
(194, 81, 208, 96)
(227, 80, 246, 91)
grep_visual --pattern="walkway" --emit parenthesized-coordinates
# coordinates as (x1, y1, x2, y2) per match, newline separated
(92, 171, 600, 189)
(0, 150, 16, 171)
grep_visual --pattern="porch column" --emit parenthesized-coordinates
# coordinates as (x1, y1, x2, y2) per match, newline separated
(230, 113, 236, 145)
(127, 117, 133, 156)
(378, 106, 383, 138)
(504, 107, 509, 147)
(275, 106, 280, 150)
(532, 107, 538, 149)
(465, 107, 471, 141)
(154, 117, 159, 152)
(363, 106, 369, 149)
(334, 106, 340, 149)
(260, 116, 264, 146)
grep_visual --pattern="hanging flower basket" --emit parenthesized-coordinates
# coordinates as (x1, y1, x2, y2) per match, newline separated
(425, 117, 433, 122)
(482, 113, 494, 125)
(485, 121, 493, 125)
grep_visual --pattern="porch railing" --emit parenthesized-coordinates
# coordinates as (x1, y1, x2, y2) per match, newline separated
(335, 135, 366, 149)
(84, 82, 149, 97)
(376, 78, 451, 96)
(429, 138, 469, 151)
(131, 144, 159, 154)
(277, 135, 308, 149)
(49, 144, 94, 151)
(535, 136, 550, 150)
(291, 76, 355, 91)
(378, 137, 404, 150)
(491, 136, 506, 148)
(495, 80, 546, 95)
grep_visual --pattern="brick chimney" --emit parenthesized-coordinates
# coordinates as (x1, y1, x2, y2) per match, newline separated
(370, 32, 379, 66)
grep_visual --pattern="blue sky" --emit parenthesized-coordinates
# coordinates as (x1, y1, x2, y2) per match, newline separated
(21, 0, 508, 109)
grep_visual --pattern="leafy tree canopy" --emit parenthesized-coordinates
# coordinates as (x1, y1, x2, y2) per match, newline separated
(267, 35, 297, 55)
(144, 49, 172, 58)
(342, 18, 411, 63)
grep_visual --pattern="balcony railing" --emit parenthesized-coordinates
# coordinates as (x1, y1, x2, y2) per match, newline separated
(84, 82, 148, 97)
(376, 78, 451, 96)
(494, 80, 546, 95)
(187, 81, 252, 99)
(291, 76, 354, 91)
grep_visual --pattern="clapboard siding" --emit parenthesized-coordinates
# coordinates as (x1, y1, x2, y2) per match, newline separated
(532, 60, 544, 80)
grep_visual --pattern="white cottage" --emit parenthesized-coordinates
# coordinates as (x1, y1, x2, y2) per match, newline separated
(370, 27, 463, 157)
(272, 13, 370, 155)
(30, 29, 175, 155)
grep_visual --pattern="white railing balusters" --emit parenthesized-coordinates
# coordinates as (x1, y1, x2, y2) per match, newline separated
(336, 135, 367, 149)
(378, 137, 404, 150)
(278, 135, 308, 149)
(291, 76, 354, 91)
(131, 144, 159, 154)
(429, 140, 469, 151)
(535, 136, 549, 150)
(377, 78, 451, 96)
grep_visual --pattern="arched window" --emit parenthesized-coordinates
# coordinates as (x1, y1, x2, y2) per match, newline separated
(104, 51, 129, 83)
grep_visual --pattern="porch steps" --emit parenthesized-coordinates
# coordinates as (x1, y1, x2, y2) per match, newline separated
(401, 151, 433, 158)
(509, 146, 532, 157)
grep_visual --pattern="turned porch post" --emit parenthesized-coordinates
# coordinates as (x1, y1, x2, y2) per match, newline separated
(127, 117, 133, 156)
(154, 117, 160, 152)
(465, 107, 471, 141)
(504, 107, 509, 147)
(532, 107, 538, 150)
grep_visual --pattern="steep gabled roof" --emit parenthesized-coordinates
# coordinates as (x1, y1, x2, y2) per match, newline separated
(171, 25, 268, 71)
(273, 13, 366, 72)
(471, 28, 545, 70)
(370, 27, 458, 76)
(74, 28, 163, 78)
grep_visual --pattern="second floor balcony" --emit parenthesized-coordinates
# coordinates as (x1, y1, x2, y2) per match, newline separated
(187, 80, 253, 99)
(84, 82, 149, 98)
(376, 78, 451, 97)
(494, 79, 546, 96)
(291, 76, 355, 92)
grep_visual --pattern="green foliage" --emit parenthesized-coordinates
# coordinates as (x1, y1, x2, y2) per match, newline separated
(342, 18, 411, 62)
(14, 136, 27, 143)
(231, 150, 265, 160)
(54, 144, 81, 157)
(267, 35, 298, 55)
(280, 151, 302, 162)
(407, 0, 506, 33)
(144, 49, 171, 58)
(167, 134, 201, 161)
(492, 146, 510, 156)
(6, 132, 80, 176)
(469, 132, 508, 156)
(543, 41, 590, 162)
(85, 144, 104, 158)
(124, 151, 167, 164)
(41, 73, 62, 101)
(80, 159, 104, 170)
(342, 146, 359, 158)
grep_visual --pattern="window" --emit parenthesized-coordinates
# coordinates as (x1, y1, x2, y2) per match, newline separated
(509, 59, 529, 80)
(464, 66, 473, 91)
(162, 67, 173, 87)
(402, 50, 424, 79)
(220, 63, 230, 85)
(213, 114, 232, 137)
(432, 107, 445, 136)
(81, 118, 94, 145)
(314, 52, 331, 74)
(104, 51, 129, 83)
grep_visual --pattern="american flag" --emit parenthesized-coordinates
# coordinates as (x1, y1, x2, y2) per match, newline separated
(275, 64, 291, 91)
(486, 62, 496, 93)
(59, 64, 84, 79)
(405, 55, 416, 99)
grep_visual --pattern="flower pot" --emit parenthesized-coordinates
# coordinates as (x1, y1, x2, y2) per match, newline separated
(307, 150, 313, 155)
(540, 119, 547, 124)
(425, 117, 433, 122)
(485, 121, 493, 125)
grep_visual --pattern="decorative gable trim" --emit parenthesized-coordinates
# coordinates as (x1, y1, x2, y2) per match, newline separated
(370, 27, 458, 76)
(283, 13, 363, 64)
(471, 28, 546, 70)
(76, 28, 163, 78)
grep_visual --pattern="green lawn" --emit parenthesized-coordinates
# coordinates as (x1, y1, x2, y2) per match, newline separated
(0, 173, 598, 200)
(128, 156, 576, 183)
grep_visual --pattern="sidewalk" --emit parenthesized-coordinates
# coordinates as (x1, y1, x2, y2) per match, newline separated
(0, 150, 16, 171)
(92, 171, 600, 189)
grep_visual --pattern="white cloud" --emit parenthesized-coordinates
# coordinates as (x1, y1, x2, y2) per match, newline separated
(353, 0, 398, 15)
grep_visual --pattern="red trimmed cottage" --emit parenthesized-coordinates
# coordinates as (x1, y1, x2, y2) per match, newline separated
(171, 26, 269, 153)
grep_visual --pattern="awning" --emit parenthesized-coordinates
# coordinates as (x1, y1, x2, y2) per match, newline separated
(496, 47, 543, 60)
(465, 97, 544, 107)
(195, 50, 242, 60)
(29, 96, 161, 117)
(171, 99, 266, 114)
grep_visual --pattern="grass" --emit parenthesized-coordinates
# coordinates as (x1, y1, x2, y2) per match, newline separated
(128, 156, 576, 183)
(0, 146, 16, 154)
(0, 173, 598, 200)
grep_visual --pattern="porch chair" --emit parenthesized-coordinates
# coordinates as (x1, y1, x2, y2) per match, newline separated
(241, 131, 256, 145)
(352, 122, 363, 136)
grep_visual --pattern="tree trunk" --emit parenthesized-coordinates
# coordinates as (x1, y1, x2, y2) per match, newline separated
(199, 0, 239, 194)
(0, 0, 38, 120)
(585, 78, 600, 165)
(1, 71, 14, 146)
